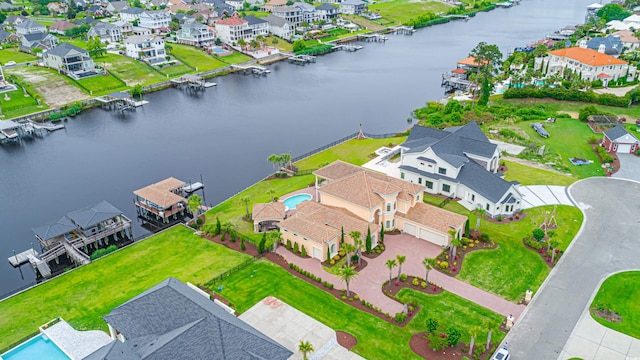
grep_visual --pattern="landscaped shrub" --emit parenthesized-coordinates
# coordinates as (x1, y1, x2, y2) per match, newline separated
(596, 145, 614, 163)
(341, 295, 347, 300)
(90, 245, 118, 260)
(497, 215, 502, 222)
(330, 259, 335, 265)
(395, 312, 408, 323)
(532, 228, 545, 241)
(412, 278, 420, 286)
(479, 233, 490, 242)
(240, 238, 246, 251)
(474, 345, 485, 359)
(461, 237, 470, 245)
(301, 246, 307, 257)
(293, 242, 299, 254)
(426, 318, 439, 333)
(286, 239, 292, 250)
(400, 274, 408, 282)
(439, 261, 449, 269)
(427, 332, 447, 351)
(220, 232, 226, 242)
(525, 237, 544, 250)
(230, 232, 236, 242)
(421, 281, 427, 288)
(354, 294, 359, 300)
(446, 326, 462, 347)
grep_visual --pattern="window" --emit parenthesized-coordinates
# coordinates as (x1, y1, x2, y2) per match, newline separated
(486, 204, 490, 211)
(294, 233, 298, 237)
(416, 195, 419, 201)
(386, 203, 391, 212)
(471, 194, 475, 201)
(418, 177, 422, 184)
(303, 237, 307, 241)
(393, 201, 397, 210)
(400, 172, 405, 179)
(425, 181, 433, 189)
(392, 219, 395, 227)
(386, 220, 391, 228)
(442, 184, 450, 192)
(438, 167, 447, 175)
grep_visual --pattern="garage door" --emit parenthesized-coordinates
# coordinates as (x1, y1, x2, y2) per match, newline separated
(312, 247, 322, 260)
(419, 228, 446, 247)
(403, 223, 417, 237)
(617, 144, 632, 153)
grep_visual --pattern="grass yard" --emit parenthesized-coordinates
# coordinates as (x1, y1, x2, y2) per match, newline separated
(100, 53, 166, 86)
(265, 36, 293, 52)
(0, 226, 252, 351)
(341, 14, 387, 31)
(502, 160, 577, 186)
(504, 99, 640, 122)
(6, 66, 89, 107)
(515, 118, 603, 178)
(213, 260, 505, 360)
(205, 136, 407, 242)
(170, 44, 228, 71)
(368, 0, 452, 24)
(0, 49, 37, 64)
(591, 271, 640, 339)
(459, 206, 583, 302)
(76, 73, 128, 96)
(156, 63, 194, 78)
(322, 29, 369, 42)
(217, 51, 252, 65)
(0, 89, 47, 118)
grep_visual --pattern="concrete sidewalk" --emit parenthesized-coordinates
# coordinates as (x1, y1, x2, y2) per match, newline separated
(519, 185, 576, 209)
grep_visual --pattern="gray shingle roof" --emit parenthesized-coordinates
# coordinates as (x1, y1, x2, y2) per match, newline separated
(32, 216, 76, 241)
(243, 15, 267, 26)
(23, 32, 49, 42)
(90, 278, 292, 360)
(66, 200, 122, 229)
(264, 14, 292, 27)
(315, 3, 337, 10)
(46, 43, 88, 57)
(604, 124, 635, 142)
(121, 7, 144, 14)
(586, 35, 622, 56)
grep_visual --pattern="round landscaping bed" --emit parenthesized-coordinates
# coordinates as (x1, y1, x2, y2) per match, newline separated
(336, 331, 357, 350)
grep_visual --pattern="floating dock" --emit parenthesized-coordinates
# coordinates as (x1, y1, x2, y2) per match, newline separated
(231, 64, 271, 76)
(389, 25, 415, 35)
(95, 92, 137, 112)
(171, 74, 215, 91)
(288, 54, 316, 65)
(333, 44, 363, 52)
(357, 34, 388, 42)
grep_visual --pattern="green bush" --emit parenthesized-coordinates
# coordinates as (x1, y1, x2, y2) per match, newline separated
(426, 318, 439, 333)
(394, 312, 408, 323)
(504, 87, 630, 108)
(596, 145, 613, 163)
(240, 238, 246, 251)
(421, 281, 427, 288)
(286, 239, 292, 250)
(525, 237, 544, 250)
(439, 261, 449, 269)
(230, 232, 236, 242)
(412, 278, 419, 286)
(532, 228, 545, 241)
(293, 242, 299, 254)
(446, 326, 462, 347)
(479, 233, 490, 242)
(90, 245, 118, 260)
(301, 246, 307, 257)
(427, 332, 447, 351)
(400, 274, 408, 282)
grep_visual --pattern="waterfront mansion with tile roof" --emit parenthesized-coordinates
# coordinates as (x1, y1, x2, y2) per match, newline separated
(277, 161, 467, 261)
(544, 47, 629, 84)
(399, 122, 523, 218)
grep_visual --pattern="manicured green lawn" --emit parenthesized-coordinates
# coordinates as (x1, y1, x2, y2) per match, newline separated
(205, 137, 407, 242)
(76, 73, 128, 96)
(0, 226, 252, 351)
(217, 51, 252, 65)
(504, 99, 640, 122)
(100, 53, 166, 86)
(265, 36, 293, 52)
(368, 0, 452, 24)
(591, 271, 640, 339)
(502, 160, 576, 186)
(0, 89, 47, 118)
(515, 118, 603, 178)
(214, 260, 505, 360)
(459, 206, 583, 302)
(322, 29, 370, 42)
(422, 193, 471, 215)
(0, 49, 37, 64)
(157, 63, 194, 78)
(170, 44, 228, 72)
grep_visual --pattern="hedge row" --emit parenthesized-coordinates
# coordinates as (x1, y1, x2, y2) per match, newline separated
(503, 87, 631, 108)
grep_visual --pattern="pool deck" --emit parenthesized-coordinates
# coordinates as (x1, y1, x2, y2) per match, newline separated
(280, 187, 316, 216)
(41, 319, 112, 360)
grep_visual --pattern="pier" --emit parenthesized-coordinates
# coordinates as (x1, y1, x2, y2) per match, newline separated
(231, 64, 271, 76)
(388, 25, 415, 35)
(95, 92, 136, 112)
(288, 54, 316, 65)
(333, 44, 364, 52)
(357, 34, 388, 42)
(171, 74, 216, 91)
(441, 73, 476, 93)
(496, 1, 514, 8)
(443, 14, 471, 21)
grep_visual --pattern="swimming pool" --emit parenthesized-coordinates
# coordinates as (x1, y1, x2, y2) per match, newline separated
(212, 47, 228, 54)
(1, 334, 70, 360)
(283, 194, 312, 210)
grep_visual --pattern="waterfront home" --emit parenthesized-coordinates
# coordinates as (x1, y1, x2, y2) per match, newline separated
(139, 10, 171, 30)
(252, 201, 286, 232)
(612, 30, 640, 51)
(244, 15, 269, 38)
(279, 161, 467, 261)
(19, 32, 58, 53)
(315, 3, 338, 21)
(580, 35, 623, 57)
(16, 19, 47, 35)
(113, 20, 134, 34)
(272, 6, 302, 27)
(42, 43, 99, 80)
(176, 19, 215, 47)
(85, 278, 292, 360)
(119, 7, 144, 22)
(339, 0, 365, 15)
(584, 2, 602, 23)
(215, 15, 251, 45)
(544, 47, 629, 86)
(602, 125, 639, 154)
(87, 21, 124, 43)
(294, 2, 318, 24)
(264, 14, 294, 40)
(133, 177, 192, 230)
(49, 20, 78, 35)
(124, 35, 166, 63)
(30, 200, 133, 277)
(398, 122, 523, 218)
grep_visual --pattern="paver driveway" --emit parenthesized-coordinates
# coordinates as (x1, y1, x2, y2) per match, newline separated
(504, 178, 640, 359)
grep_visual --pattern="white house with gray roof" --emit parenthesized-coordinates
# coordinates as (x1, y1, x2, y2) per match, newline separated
(244, 15, 269, 38)
(315, 3, 338, 20)
(87, 22, 123, 43)
(339, 0, 365, 15)
(176, 19, 215, 47)
(16, 19, 47, 35)
(84, 278, 293, 360)
(139, 10, 171, 30)
(399, 122, 522, 218)
(119, 7, 144, 22)
(42, 43, 99, 79)
(124, 35, 166, 62)
(264, 14, 293, 40)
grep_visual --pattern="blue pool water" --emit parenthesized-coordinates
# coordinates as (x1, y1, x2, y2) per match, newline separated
(212, 47, 227, 54)
(1, 334, 70, 360)
(283, 194, 312, 210)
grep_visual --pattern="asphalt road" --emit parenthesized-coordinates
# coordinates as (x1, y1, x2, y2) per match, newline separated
(504, 177, 640, 359)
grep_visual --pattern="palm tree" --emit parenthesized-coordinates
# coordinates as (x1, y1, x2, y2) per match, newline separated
(385, 259, 396, 286)
(484, 321, 493, 351)
(187, 194, 202, 219)
(342, 242, 356, 267)
(221, 221, 235, 236)
(468, 326, 482, 356)
(298, 340, 314, 360)
(266, 188, 276, 202)
(267, 154, 279, 174)
(396, 254, 406, 281)
(267, 229, 282, 252)
(474, 207, 486, 232)
(422, 257, 437, 283)
(349, 230, 361, 265)
(280, 153, 291, 171)
(338, 265, 358, 297)
(240, 196, 251, 219)
(450, 236, 462, 258)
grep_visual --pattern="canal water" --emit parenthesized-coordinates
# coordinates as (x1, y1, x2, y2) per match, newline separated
(0, 0, 593, 296)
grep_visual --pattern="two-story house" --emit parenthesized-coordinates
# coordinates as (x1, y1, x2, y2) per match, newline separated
(214, 15, 251, 44)
(264, 14, 293, 40)
(176, 19, 215, 47)
(87, 22, 123, 43)
(244, 15, 269, 38)
(271, 6, 302, 27)
(544, 47, 629, 87)
(315, 3, 338, 21)
(339, 0, 365, 15)
(16, 19, 47, 35)
(293, 2, 317, 24)
(19, 32, 58, 53)
(42, 43, 98, 79)
(398, 122, 523, 218)
(119, 7, 144, 22)
(139, 10, 171, 30)
(124, 35, 166, 63)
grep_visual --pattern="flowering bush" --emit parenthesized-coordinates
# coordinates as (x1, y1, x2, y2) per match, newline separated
(421, 281, 427, 288)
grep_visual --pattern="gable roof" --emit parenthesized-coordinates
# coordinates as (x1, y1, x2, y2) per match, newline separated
(243, 15, 267, 25)
(50, 20, 78, 31)
(89, 278, 292, 360)
(32, 215, 77, 241)
(548, 47, 627, 66)
(402, 122, 497, 160)
(46, 42, 88, 57)
(16, 19, 46, 30)
(264, 14, 292, 27)
(397, 202, 467, 234)
(121, 7, 144, 14)
(252, 202, 286, 220)
(585, 35, 623, 55)
(22, 32, 55, 42)
(216, 15, 247, 26)
(133, 177, 186, 208)
(315, 3, 337, 10)
(605, 125, 638, 142)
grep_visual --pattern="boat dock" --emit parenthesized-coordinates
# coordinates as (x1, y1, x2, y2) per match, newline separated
(184, 181, 204, 194)
(95, 92, 137, 112)
(357, 34, 388, 42)
(441, 73, 476, 93)
(8, 248, 38, 267)
(388, 25, 415, 35)
(171, 74, 216, 91)
(288, 54, 316, 65)
(496, 1, 514, 8)
(443, 14, 470, 21)
(333, 44, 363, 52)
(231, 64, 271, 76)
(28, 121, 65, 132)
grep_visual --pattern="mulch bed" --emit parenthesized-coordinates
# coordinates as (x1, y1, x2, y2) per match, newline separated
(481, 211, 527, 225)
(522, 238, 561, 269)
(336, 331, 357, 350)
(362, 244, 386, 259)
(382, 276, 443, 297)
(435, 241, 498, 278)
(591, 144, 620, 175)
(410, 333, 496, 360)
(591, 308, 623, 323)
(202, 233, 262, 258)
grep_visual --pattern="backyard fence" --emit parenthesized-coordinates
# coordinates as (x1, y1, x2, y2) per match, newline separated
(204, 257, 258, 287)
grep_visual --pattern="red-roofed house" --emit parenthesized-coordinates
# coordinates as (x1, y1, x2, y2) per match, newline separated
(545, 47, 629, 86)
(214, 15, 251, 45)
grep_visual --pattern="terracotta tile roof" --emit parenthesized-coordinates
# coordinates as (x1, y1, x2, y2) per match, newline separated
(280, 215, 340, 244)
(451, 68, 466, 74)
(548, 47, 627, 66)
(133, 177, 186, 208)
(312, 160, 362, 181)
(150, 177, 185, 191)
(613, 30, 640, 43)
(216, 15, 247, 26)
(597, 73, 612, 79)
(397, 202, 467, 234)
(457, 56, 487, 67)
(252, 202, 285, 220)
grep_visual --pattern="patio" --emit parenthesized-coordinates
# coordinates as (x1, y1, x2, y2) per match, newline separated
(40, 318, 112, 360)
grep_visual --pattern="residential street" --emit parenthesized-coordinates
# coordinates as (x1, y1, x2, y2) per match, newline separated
(505, 177, 640, 359)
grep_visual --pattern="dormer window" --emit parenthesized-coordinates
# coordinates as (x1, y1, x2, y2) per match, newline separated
(438, 167, 447, 175)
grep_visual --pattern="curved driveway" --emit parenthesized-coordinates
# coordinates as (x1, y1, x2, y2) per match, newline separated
(505, 177, 640, 359)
